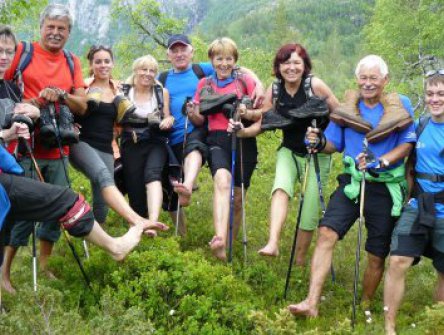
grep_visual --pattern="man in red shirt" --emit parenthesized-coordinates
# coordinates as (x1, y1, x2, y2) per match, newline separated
(1, 3, 87, 294)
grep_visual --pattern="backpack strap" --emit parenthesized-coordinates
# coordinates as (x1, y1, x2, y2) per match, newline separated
(272, 79, 281, 110)
(158, 70, 169, 87)
(191, 63, 206, 80)
(63, 49, 75, 82)
(416, 113, 431, 139)
(14, 41, 33, 94)
(303, 74, 314, 98)
(153, 83, 164, 117)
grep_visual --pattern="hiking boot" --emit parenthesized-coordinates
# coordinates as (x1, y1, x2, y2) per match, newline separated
(286, 96, 329, 119)
(329, 90, 372, 133)
(366, 93, 413, 143)
(147, 110, 162, 129)
(39, 104, 58, 148)
(0, 98, 15, 128)
(260, 108, 294, 131)
(199, 88, 237, 116)
(86, 87, 102, 114)
(58, 104, 79, 145)
(114, 95, 137, 124)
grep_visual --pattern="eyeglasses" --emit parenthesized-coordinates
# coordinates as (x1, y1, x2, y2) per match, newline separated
(0, 48, 15, 57)
(425, 69, 444, 77)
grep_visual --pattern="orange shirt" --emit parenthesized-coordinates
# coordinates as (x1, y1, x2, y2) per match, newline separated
(5, 42, 86, 159)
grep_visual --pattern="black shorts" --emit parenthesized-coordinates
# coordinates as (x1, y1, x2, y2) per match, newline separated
(207, 131, 257, 188)
(390, 204, 444, 273)
(320, 174, 398, 258)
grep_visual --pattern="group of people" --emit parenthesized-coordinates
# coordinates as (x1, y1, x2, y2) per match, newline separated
(0, 3, 443, 334)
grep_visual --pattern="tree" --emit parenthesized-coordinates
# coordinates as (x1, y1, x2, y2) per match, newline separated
(364, 0, 444, 96)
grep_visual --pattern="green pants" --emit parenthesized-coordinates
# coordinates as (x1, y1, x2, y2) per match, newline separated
(272, 146, 331, 231)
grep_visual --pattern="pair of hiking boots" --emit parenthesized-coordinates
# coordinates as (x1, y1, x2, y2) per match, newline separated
(114, 95, 162, 128)
(261, 96, 329, 131)
(329, 90, 413, 143)
(39, 103, 79, 147)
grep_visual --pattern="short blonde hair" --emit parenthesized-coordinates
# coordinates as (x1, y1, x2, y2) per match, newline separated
(127, 55, 159, 85)
(207, 37, 238, 62)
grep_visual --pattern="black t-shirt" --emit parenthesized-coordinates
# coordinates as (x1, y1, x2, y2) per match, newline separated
(278, 81, 329, 154)
(77, 102, 117, 154)
(0, 80, 21, 102)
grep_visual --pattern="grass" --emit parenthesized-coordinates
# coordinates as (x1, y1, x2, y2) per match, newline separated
(1, 131, 443, 334)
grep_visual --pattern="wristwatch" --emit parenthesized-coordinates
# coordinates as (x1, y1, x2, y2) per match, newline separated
(379, 157, 390, 168)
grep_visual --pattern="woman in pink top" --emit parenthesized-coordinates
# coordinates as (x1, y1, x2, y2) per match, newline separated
(191, 37, 262, 261)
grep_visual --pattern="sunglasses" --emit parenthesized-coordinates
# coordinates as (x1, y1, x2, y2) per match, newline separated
(425, 69, 444, 77)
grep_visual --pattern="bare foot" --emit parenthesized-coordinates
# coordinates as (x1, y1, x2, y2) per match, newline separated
(1, 278, 16, 294)
(173, 182, 192, 207)
(209, 236, 226, 261)
(288, 300, 318, 317)
(258, 243, 279, 257)
(385, 326, 396, 335)
(110, 221, 167, 261)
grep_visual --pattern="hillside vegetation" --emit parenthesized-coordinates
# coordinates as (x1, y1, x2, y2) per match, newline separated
(2, 0, 444, 334)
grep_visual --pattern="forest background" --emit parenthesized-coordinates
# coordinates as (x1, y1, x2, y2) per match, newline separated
(1, 0, 444, 334)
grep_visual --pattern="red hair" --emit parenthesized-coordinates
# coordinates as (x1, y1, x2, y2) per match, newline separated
(272, 43, 312, 80)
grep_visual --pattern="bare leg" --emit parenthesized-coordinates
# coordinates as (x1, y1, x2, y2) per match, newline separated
(102, 185, 146, 225)
(384, 256, 414, 335)
(362, 252, 385, 302)
(288, 227, 338, 317)
(146, 181, 163, 223)
(39, 240, 56, 279)
(210, 169, 231, 261)
(435, 271, 444, 301)
(174, 150, 202, 207)
(168, 209, 187, 237)
(1, 246, 18, 294)
(258, 189, 289, 256)
(85, 220, 167, 261)
(295, 229, 314, 266)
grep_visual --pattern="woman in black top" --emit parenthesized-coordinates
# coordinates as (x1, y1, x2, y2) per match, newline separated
(257, 43, 339, 265)
(69, 46, 155, 230)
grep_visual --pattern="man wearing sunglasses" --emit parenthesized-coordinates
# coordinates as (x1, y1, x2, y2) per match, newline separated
(2, 4, 87, 294)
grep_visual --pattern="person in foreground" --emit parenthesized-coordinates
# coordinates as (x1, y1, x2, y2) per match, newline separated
(257, 43, 338, 266)
(0, 116, 169, 265)
(288, 55, 416, 317)
(384, 72, 444, 335)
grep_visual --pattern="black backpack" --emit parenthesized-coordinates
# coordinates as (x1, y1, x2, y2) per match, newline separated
(158, 63, 205, 87)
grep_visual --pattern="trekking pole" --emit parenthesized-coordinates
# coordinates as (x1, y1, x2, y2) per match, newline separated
(47, 103, 90, 259)
(46, 104, 92, 288)
(175, 97, 191, 236)
(227, 104, 237, 264)
(351, 138, 369, 328)
(284, 153, 311, 299)
(17, 136, 39, 292)
(239, 139, 248, 265)
(310, 120, 336, 283)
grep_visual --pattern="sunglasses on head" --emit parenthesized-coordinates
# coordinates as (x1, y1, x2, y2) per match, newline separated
(425, 69, 444, 77)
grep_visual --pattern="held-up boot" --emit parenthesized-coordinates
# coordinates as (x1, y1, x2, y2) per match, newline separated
(114, 94, 137, 124)
(86, 87, 102, 114)
(199, 86, 237, 116)
(286, 96, 329, 119)
(38, 104, 58, 148)
(58, 104, 79, 145)
(329, 90, 372, 133)
(147, 109, 162, 129)
(366, 93, 413, 143)
(260, 108, 294, 131)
